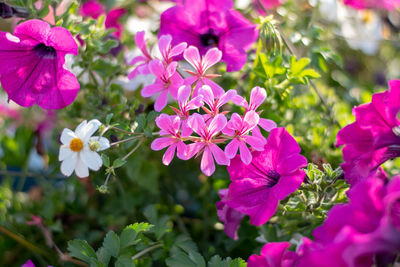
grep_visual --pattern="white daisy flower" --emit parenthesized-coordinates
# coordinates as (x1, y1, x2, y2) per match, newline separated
(59, 119, 110, 178)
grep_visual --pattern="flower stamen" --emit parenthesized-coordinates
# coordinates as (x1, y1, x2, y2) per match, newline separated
(70, 137, 83, 152)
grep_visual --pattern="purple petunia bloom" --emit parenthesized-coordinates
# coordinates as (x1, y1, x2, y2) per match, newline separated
(343, 0, 400, 10)
(0, 19, 79, 110)
(216, 188, 245, 240)
(336, 80, 400, 185)
(226, 127, 307, 226)
(159, 0, 258, 72)
(247, 242, 298, 267)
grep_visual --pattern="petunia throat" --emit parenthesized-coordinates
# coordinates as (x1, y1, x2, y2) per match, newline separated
(265, 170, 280, 188)
(200, 30, 219, 47)
(33, 43, 57, 59)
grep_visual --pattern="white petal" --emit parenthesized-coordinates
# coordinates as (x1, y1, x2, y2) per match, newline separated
(74, 120, 87, 134)
(81, 147, 103, 171)
(59, 146, 73, 161)
(76, 119, 102, 142)
(60, 128, 76, 145)
(89, 136, 110, 151)
(75, 156, 89, 178)
(60, 153, 77, 177)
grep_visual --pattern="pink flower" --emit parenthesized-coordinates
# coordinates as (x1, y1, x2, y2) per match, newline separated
(183, 46, 224, 97)
(151, 114, 187, 165)
(105, 8, 127, 39)
(21, 260, 52, 267)
(0, 19, 79, 109)
(216, 188, 245, 240)
(256, 0, 285, 12)
(247, 242, 298, 267)
(343, 0, 400, 10)
(80, 0, 105, 19)
(159, 34, 187, 65)
(336, 80, 400, 185)
(226, 127, 307, 226)
(198, 85, 237, 118)
(170, 85, 204, 136)
(186, 114, 229, 176)
(128, 31, 153, 79)
(223, 111, 266, 165)
(233, 86, 277, 136)
(159, 0, 258, 72)
(141, 59, 183, 112)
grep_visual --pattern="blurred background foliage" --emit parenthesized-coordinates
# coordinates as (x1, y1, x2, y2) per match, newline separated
(0, 0, 399, 265)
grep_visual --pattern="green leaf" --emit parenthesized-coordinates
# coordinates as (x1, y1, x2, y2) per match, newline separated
(102, 154, 110, 168)
(173, 235, 198, 254)
(290, 56, 311, 76)
(166, 252, 198, 267)
(208, 256, 246, 267)
(106, 113, 114, 124)
(96, 247, 111, 266)
(113, 158, 127, 169)
(120, 223, 153, 248)
(300, 69, 320, 79)
(103, 231, 120, 258)
(115, 254, 135, 267)
(68, 239, 97, 262)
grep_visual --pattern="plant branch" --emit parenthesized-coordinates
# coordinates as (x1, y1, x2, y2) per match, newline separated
(131, 243, 163, 261)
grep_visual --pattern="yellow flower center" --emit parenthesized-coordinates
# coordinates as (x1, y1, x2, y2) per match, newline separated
(70, 137, 83, 152)
(361, 11, 373, 24)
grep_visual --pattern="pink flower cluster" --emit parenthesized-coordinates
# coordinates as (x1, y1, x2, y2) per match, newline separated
(343, 0, 400, 10)
(247, 173, 400, 267)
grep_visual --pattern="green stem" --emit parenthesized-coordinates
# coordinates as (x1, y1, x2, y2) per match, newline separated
(122, 138, 145, 161)
(131, 243, 163, 261)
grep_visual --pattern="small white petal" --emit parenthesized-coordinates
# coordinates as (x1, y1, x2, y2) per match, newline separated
(74, 120, 87, 134)
(89, 136, 110, 151)
(60, 153, 78, 177)
(75, 156, 89, 178)
(59, 146, 73, 161)
(81, 147, 103, 171)
(60, 128, 76, 145)
(77, 119, 102, 142)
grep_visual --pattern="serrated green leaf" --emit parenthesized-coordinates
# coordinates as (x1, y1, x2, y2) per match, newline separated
(115, 254, 135, 267)
(103, 231, 120, 258)
(300, 69, 320, 79)
(113, 158, 127, 169)
(102, 154, 110, 168)
(68, 239, 97, 262)
(188, 251, 205, 267)
(106, 113, 114, 125)
(166, 252, 197, 267)
(120, 223, 153, 248)
(96, 247, 111, 266)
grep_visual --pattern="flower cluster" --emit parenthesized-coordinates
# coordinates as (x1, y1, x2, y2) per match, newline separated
(336, 80, 400, 185)
(343, 0, 400, 10)
(247, 173, 400, 267)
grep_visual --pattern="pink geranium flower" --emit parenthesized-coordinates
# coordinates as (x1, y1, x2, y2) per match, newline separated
(141, 59, 183, 111)
(80, 0, 105, 19)
(226, 127, 307, 226)
(128, 31, 153, 79)
(216, 188, 245, 240)
(159, 0, 258, 72)
(170, 85, 204, 137)
(248, 242, 298, 267)
(183, 46, 224, 97)
(159, 35, 187, 66)
(336, 80, 400, 185)
(223, 111, 266, 165)
(234, 86, 277, 136)
(198, 85, 237, 118)
(0, 19, 79, 109)
(186, 113, 229, 176)
(151, 114, 187, 165)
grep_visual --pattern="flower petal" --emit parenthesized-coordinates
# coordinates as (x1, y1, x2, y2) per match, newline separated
(75, 156, 89, 178)
(60, 128, 76, 145)
(201, 146, 215, 176)
(81, 147, 103, 171)
(60, 152, 77, 177)
(76, 119, 101, 142)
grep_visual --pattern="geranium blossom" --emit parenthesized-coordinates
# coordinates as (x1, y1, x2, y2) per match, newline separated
(151, 114, 187, 165)
(59, 119, 110, 178)
(336, 80, 400, 185)
(247, 242, 298, 267)
(141, 59, 183, 112)
(186, 113, 229, 176)
(159, 0, 258, 71)
(128, 31, 153, 79)
(343, 0, 400, 10)
(0, 19, 79, 109)
(223, 111, 266, 165)
(159, 34, 187, 65)
(226, 127, 307, 226)
(183, 46, 224, 97)
(216, 188, 245, 240)
(170, 85, 204, 137)
(198, 85, 237, 118)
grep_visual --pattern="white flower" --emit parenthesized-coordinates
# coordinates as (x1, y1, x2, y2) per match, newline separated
(59, 119, 110, 178)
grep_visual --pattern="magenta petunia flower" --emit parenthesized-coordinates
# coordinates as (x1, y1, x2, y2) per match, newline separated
(80, 0, 105, 19)
(0, 19, 79, 109)
(223, 111, 266, 165)
(257, 0, 285, 10)
(186, 113, 229, 176)
(141, 60, 183, 112)
(159, 0, 258, 72)
(151, 114, 187, 165)
(198, 85, 237, 118)
(170, 85, 204, 137)
(226, 127, 307, 226)
(216, 188, 245, 240)
(247, 242, 298, 267)
(183, 46, 224, 97)
(336, 80, 400, 185)
(343, 0, 400, 10)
